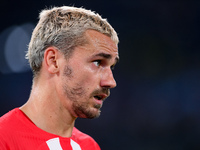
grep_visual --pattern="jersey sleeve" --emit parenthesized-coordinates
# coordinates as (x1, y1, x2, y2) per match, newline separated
(0, 133, 9, 150)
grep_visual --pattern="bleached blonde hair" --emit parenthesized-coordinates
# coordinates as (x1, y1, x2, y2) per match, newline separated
(26, 6, 119, 77)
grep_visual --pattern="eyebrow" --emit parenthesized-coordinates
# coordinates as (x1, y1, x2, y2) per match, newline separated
(94, 52, 119, 64)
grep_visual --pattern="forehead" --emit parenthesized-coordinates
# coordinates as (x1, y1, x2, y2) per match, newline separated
(84, 30, 119, 56)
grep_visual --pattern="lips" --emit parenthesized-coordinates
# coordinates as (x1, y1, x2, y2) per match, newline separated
(94, 94, 108, 101)
(91, 88, 110, 105)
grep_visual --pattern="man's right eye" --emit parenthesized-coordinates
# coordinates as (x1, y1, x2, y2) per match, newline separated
(93, 60, 101, 67)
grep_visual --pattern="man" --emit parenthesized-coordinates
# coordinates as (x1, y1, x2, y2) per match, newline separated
(0, 6, 119, 150)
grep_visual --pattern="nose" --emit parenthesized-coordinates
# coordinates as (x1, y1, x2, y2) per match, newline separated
(100, 68, 117, 89)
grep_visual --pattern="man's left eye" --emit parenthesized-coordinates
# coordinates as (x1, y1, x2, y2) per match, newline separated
(93, 60, 101, 67)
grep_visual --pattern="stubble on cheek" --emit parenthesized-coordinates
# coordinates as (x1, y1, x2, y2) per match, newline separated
(70, 87, 85, 97)
(62, 65, 86, 101)
(63, 65, 73, 78)
(62, 65, 99, 118)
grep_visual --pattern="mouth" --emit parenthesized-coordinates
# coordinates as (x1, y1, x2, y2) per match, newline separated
(93, 94, 107, 101)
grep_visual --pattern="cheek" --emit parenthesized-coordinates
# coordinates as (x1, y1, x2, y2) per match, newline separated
(63, 63, 100, 91)
(77, 76, 92, 90)
(71, 86, 86, 97)
(63, 65, 73, 78)
(76, 65, 98, 84)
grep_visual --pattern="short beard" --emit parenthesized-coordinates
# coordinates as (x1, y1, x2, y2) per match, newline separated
(72, 88, 110, 119)
(62, 65, 100, 119)
(72, 100, 101, 119)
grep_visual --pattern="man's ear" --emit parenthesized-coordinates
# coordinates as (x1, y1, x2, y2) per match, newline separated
(43, 47, 60, 74)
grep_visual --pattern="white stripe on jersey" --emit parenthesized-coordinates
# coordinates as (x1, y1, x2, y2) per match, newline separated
(46, 137, 82, 150)
(46, 138, 63, 150)
(70, 139, 82, 150)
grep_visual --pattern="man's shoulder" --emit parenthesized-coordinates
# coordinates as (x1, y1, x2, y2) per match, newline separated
(0, 108, 18, 128)
(0, 108, 21, 141)
(72, 127, 100, 149)
(72, 127, 93, 140)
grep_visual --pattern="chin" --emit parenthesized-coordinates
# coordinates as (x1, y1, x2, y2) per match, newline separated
(74, 104, 102, 119)
(79, 110, 101, 119)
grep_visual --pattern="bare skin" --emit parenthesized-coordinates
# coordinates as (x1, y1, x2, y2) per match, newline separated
(20, 30, 119, 137)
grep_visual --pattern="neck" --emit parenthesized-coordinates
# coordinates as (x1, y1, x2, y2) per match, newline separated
(20, 77, 76, 137)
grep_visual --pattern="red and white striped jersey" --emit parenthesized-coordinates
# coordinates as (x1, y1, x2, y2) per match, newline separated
(0, 108, 100, 150)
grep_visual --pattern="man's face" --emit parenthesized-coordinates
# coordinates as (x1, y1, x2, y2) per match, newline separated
(60, 30, 119, 119)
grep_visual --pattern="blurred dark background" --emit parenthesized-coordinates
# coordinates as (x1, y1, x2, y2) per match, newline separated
(0, 0, 200, 149)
